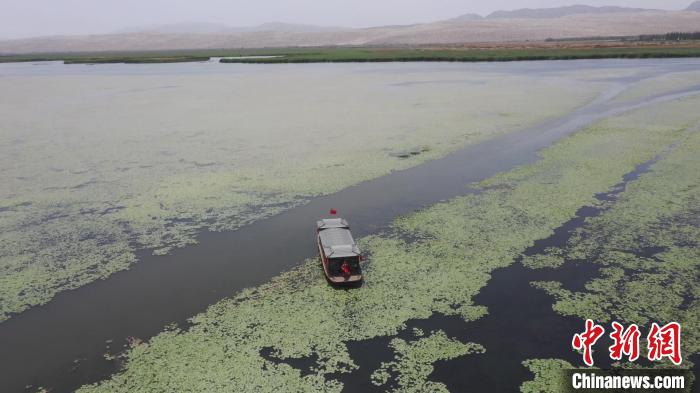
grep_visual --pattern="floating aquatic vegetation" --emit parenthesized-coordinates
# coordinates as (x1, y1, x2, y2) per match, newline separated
(530, 127, 700, 364)
(519, 131, 700, 392)
(389, 146, 431, 159)
(521, 248, 565, 269)
(0, 65, 602, 322)
(520, 359, 574, 393)
(75, 90, 700, 392)
(613, 70, 700, 104)
(370, 330, 484, 393)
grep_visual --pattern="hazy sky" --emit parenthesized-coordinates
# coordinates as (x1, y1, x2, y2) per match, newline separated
(0, 0, 693, 39)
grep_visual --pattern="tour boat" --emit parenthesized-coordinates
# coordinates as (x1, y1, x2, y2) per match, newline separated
(316, 217, 363, 284)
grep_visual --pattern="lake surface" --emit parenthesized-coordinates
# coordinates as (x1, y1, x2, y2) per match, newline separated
(1, 59, 700, 392)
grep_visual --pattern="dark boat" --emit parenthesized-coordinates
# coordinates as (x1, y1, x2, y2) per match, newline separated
(316, 218, 363, 283)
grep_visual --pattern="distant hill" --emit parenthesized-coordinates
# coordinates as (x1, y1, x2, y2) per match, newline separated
(3, 8, 700, 54)
(119, 22, 234, 34)
(487, 5, 652, 19)
(253, 22, 346, 33)
(687, 1, 700, 11)
(122, 21, 347, 34)
(450, 13, 483, 22)
(450, 4, 656, 21)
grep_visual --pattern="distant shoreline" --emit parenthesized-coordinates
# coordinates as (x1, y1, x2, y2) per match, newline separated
(219, 46, 700, 64)
(2, 41, 700, 65)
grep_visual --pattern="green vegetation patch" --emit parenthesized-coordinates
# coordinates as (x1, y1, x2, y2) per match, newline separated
(75, 93, 700, 392)
(0, 50, 214, 64)
(4, 45, 700, 65)
(521, 359, 575, 393)
(370, 330, 484, 393)
(63, 56, 211, 64)
(0, 66, 601, 322)
(218, 46, 700, 64)
(530, 126, 700, 363)
(521, 117, 700, 393)
(521, 248, 566, 269)
(613, 70, 700, 104)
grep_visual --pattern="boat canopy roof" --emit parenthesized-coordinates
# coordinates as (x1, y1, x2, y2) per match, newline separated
(317, 218, 349, 230)
(318, 220, 360, 258)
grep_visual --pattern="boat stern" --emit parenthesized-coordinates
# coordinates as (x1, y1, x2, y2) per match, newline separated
(327, 274, 363, 284)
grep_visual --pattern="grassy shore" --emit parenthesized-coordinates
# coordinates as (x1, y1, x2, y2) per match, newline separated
(3, 43, 700, 64)
(63, 56, 210, 64)
(0, 51, 214, 64)
(219, 46, 700, 63)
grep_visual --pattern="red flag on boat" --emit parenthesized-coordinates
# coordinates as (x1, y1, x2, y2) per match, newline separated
(330, 208, 337, 215)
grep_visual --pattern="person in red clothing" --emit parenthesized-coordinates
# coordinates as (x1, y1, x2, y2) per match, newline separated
(341, 261, 351, 277)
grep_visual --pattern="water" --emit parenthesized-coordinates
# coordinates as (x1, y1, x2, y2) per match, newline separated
(333, 155, 696, 393)
(1, 59, 700, 392)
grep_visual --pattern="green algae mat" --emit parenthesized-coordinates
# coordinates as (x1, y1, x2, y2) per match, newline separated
(0, 64, 602, 323)
(72, 93, 700, 392)
(522, 120, 700, 393)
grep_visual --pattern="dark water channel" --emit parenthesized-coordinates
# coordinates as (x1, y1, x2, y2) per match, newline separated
(2, 66, 700, 392)
(333, 156, 698, 392)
